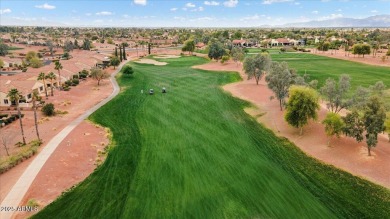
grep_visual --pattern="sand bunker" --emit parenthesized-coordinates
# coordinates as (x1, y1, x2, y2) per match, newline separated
(134, 59, 167, 66)
(154, 55, 181, 59)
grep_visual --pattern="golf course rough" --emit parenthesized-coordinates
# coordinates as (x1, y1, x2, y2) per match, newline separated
(34, 56, 390, 219)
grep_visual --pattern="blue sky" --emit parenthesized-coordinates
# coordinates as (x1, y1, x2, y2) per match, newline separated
(0, 0, 389, 27)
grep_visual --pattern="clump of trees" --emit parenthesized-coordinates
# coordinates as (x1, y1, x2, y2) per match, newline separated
(182, 39, 195, 55)
(320, 74, 351, 113)
(322, 112, 344, 146)
(207, 39, 225, 61)
(352, 44, 371, 58)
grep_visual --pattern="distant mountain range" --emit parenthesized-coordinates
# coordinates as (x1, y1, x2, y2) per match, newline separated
(282, 15, 390, 28)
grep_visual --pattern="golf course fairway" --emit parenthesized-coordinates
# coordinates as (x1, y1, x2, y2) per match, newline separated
(34, 56, 390, 219)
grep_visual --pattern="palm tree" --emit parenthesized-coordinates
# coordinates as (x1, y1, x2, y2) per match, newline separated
(46, 72, 57, 96)
(54, 61, 63, 88)
(37, 72, 48, 98)
(32, 90, 41, 142)
(7, 88, 26, 145)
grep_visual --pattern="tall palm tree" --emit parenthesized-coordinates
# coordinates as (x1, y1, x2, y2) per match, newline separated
(31, 90, 41, 142)
(7, 88, 26, 145)
(37, 72, 48, 98)
(54, 61, 63, 88)
(46, 72, 57, 96)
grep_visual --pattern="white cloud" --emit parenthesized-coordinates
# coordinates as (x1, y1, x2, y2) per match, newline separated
(370, 10, 378, 13)
(186, 3, 196, 7)
(174, 16, 186, 21)
(262, 0, 293, 4)
(321, 0, 330, 2)
(294, 2, 300, 5)
(312, 10, 319, 14)
(336, 8, 342, 12)
(223, 0, 238, 7)
(85, 13, 92, 16)
(170, 8, 178, 11)
(204, 1, 220, 5)
(191, 6, 205, 12)
(35, 3, 56, 10)
(96, 11, 112, 16)
(0, 8, 12, 14)
(319, 13, 343, 20)
(134, 0, 147, 5)
(190, 17, 214, 21)
(240, 14, 266, 21)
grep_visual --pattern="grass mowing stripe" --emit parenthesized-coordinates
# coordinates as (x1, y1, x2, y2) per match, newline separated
(34, 56, 390, 219)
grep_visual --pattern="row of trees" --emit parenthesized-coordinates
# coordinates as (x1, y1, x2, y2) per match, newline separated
(240, 52, 389, 156)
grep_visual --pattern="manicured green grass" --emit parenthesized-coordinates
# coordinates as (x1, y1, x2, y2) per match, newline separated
(34, 56, 390, 219)
(270, 53, 390, 90)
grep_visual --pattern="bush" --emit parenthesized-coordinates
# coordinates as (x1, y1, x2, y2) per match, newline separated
(22, 68, 27, 72)
(63, 86, 71, 91)
(221, 55, 230, 64)
(65, 80, 72, 86)
(42, 103, 55, 116)
(72, 78, 79, 85)
(73, 74, 79, 79)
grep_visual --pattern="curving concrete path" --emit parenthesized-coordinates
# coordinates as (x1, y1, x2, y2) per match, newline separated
(0, 62, 125, 219)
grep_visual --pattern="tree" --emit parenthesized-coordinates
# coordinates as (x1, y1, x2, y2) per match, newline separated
(82, 39, 91, 50)
(119, 46, 123, 61)
(320, 74, 351, 113)
(7, 88, 26, 145)
(231, 47, 245, 65)
(63, 40, 74, 53)
(220, 55, 230, 64)
(265, 61, 294, 111)
(385, 114, 390, 142)
(31, 90, 41, 142)
(322, 112, 345, 146)
(207, 40, 225, 61)
(110, 56, 120, 69)
(26, 51, 38, 62)
(243, 53, 271, 85)
(30, 57, 43, 68)
(37, 72, 48, 98)
(351, 86, 370, 110)
(182, 39, 195, 55)
(285, 86, 320, 135)
(122, 65, 134, 77)
(123, 45, 127, 60)
(342, 110, 365, 144)
(0, 58, 4, 68)
(363, 96, 386, 156)
(46, 40, 54, 56)
(0, 41, 9, 56)
(369, 81, 386, 96)
(54, 61, 63, 87)
(46, 72, 57, 96)
(90, 68, 109, 86)
(352, 44, 371, 58)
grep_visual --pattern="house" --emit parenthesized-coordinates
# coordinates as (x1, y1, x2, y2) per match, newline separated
(0, 78, 45, 107)
(196, 42, 205, 49)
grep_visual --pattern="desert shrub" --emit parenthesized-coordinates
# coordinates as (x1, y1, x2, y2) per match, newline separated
(221, 55, 230, 64)
(72, 78, 79, 85)
(22, 68, 27, 72)
(42, 103, 55, 116)
(65, 80, 72, 86)
(63, 86, 71, 91)
(73, 74, 79, 79)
